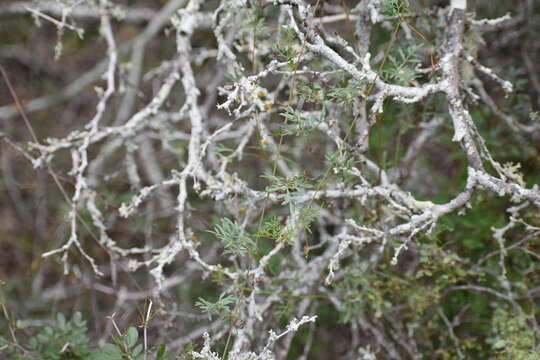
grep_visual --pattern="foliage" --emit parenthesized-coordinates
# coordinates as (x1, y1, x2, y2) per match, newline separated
(4, 313, 174, 360)
(195, 294, 236, 321)
(207, 218, 255, 257)
(490, 309, 539, 360)
(9, 313, 92, 360)
(380, 43, 424, 85)
(279, 106, 319, 136)
(378, 0, 411, 18)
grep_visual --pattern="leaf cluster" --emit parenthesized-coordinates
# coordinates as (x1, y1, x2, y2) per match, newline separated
(380, 44, 424, 86)
(195, 293, 236, 321)
(18, 312, 91, 360)
(279, 106, 319, 137)
(207, 217, 255, 256)
(378, 0, 411, 18)
(272, 27, 300, 70)
(5, 313, 174, 360)
(262, 173, 314, 205)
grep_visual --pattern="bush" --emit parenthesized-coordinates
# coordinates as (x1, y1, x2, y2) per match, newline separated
(1, 0, 540, 359)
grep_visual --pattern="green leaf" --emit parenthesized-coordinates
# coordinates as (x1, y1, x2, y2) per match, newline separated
(132, 343, 143, 357)
(156, 344, 167, 360)
(125, 327, 138, 348)
(100, 343, 123, 360)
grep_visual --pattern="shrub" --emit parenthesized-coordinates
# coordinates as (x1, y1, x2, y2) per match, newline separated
(1, 0, 540, 359)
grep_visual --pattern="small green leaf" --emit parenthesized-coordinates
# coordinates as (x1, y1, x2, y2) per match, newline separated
(156, 344, 167, 360)
(100, 343, 123, 360)
(132, 343, 143, 357)
(125, 327, 138, 348)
